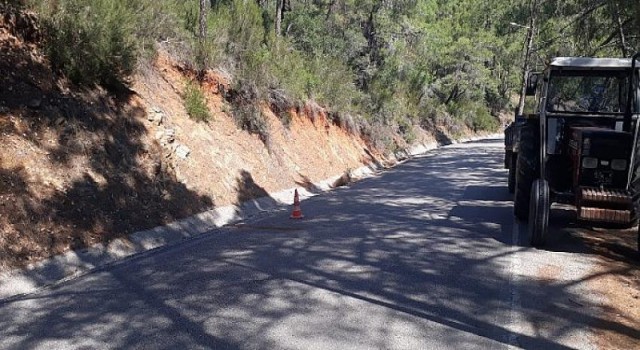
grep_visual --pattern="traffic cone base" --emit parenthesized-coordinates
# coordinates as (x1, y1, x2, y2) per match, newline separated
(290, 189, 304, 219)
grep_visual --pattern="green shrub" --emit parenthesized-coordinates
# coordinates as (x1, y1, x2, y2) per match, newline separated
(417, 100, 449, 128)
(268, 88, 294, 128)
(447, 100, 499, 132)
(310, 56, 363, 114)
(36, 0, 137, 87)
(466, 104, 498, 132)
(396, 116, 417, 144)
(206, 0, 265, 71)
(133, 1, 190, 58)
(230, 83, 271, 145)
(232, 103, 270, 145)
(471, 109, 499, 132)
(32, 0, 187, 87)
(328, 112, 360, 135)
(199, 1, 364, 134)
(360, 120, 395, 152)
(184, 81, 211, 122)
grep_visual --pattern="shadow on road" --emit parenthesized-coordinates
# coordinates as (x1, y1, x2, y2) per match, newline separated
(1, 141, 638, 349)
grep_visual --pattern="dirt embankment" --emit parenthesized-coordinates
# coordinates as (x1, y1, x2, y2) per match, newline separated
(132, 53, 399, 209)
(0, 8, 438, 271)
(0, 9, 216, 270)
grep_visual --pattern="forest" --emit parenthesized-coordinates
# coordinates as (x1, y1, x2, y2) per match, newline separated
(11, 0, 640, 149)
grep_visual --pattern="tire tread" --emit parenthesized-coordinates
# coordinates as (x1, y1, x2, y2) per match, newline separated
(514, 122, 540, 221)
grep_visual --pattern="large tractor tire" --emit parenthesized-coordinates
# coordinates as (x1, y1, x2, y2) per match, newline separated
(514, 122, 540, 221)
(505, 150, 513, 169)
(508, 153, 517, 194)
(637, 229, 640, 257)
(637, 227, 640, 257)
(529, 179, 550, 247)
(630, 140, 640, 253)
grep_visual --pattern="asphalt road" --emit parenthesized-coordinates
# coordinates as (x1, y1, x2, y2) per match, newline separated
(0, 138, 620, 349)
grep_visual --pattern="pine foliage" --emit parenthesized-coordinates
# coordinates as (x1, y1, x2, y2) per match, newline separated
(23, 0, 640, 148)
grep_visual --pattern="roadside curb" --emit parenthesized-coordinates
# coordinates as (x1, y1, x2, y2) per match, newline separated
(0, 162, 385, 300)
(0, 133, 503, 300)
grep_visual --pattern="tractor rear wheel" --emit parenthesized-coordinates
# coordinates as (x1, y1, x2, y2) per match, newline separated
(505, 150, 513, 169)
(529, 179, 550, 247)
(637, 228, 639, 256)
(508, 153, 517, 194)
(636, 223, 640, 256)
(630, 139, 640, 233)
(514, 122, 540, 221)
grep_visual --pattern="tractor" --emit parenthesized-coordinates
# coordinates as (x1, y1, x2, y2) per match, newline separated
(513, 53, 640, 253)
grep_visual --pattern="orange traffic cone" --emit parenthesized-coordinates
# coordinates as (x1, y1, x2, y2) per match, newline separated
(290, 189, 304, 219)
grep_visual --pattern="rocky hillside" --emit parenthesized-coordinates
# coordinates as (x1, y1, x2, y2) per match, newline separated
(0, 7, 447, 270)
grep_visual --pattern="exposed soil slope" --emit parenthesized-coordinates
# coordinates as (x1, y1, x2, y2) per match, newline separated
(0, 7, 407, 271)
(0, 8, 215, 269)
(131, 53, 393, 209)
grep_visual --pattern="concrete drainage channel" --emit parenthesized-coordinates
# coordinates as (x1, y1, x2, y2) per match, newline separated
(0, 134, 501, 300)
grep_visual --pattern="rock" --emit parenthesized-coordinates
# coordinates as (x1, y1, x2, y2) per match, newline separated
(148, 107, 165, 125)
(394, 150, 409, 162)
(155, 112, 164, 125)
(156, 128, 175, 146)
(175, 144, 191, 159)
(163, 129, 176, 144)
(148, 111, 164, 125)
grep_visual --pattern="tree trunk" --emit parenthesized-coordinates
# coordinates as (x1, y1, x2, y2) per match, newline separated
(276, 0, 285, 37)
(610, 1, 628, 56)
(363, 3, 383, 67)
(517, 0, 539, 117)
(199, 0, 207, 41)
(326, 0, 337, 19)
(196, 0, 208, 77)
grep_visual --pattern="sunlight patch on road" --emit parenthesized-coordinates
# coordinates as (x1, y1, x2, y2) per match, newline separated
(447, 141, 504, 149)
(415, 212, 449, 221)
(312, 259, 380, 275)
(382, 196, 451, 207)
(455, 200, 513, 208)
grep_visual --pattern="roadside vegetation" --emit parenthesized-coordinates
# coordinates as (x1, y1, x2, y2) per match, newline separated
(184, 80, 212, 122)
(13, 0, 640, 150)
